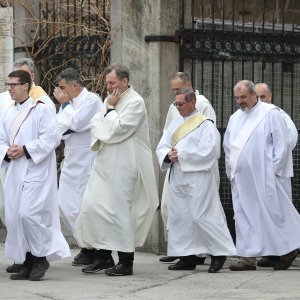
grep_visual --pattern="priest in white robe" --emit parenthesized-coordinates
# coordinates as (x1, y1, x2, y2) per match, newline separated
(54, 68, 103, 266)
(159, 72, 218, 265)
(224, 80, 300, 272)
(0, 70, 70, 281)
(156, 89, 236, 273)
(75, 63, 159, 276)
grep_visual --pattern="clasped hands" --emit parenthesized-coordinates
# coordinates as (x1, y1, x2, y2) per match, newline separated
(168, 147, 178, 162)
(7, 144, 24, 160)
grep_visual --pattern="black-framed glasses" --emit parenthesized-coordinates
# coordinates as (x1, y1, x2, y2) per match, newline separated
(5, 82, 26, 89)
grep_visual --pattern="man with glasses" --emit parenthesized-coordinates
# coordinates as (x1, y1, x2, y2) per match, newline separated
(156, 89, 235, 272)
(159, 72, 218, 264)
(0, 70, 70, 281)
(1, 58, 57, 274)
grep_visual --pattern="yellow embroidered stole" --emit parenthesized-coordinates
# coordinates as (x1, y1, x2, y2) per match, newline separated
(171, 114, 207, 146)
(29, 86, 47, 101)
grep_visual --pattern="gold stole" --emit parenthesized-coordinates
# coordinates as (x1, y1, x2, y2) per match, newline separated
(29, 86, 47, 101)
(171, 114, 207, 147)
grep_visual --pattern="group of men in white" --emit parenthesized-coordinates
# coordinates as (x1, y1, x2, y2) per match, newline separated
(0, 58, 299, 281)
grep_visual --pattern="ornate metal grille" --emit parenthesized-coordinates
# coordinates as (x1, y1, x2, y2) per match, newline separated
(34, 0, 110, 98)
(179, 0, 300, 236)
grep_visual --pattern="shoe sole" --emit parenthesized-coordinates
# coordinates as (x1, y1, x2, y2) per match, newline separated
(82, 265, 115, 274)
(105, 272, 133, 276)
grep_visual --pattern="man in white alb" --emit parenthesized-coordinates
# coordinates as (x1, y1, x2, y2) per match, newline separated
(0, 70, 70, 281)
(156, 89, 235, 272)
(224, 80, 300, 271)
(54, 68, 103, 266)
(159, 72, 218, 264)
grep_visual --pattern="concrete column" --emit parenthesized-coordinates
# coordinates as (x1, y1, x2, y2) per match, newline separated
(111, 0, 179, 254)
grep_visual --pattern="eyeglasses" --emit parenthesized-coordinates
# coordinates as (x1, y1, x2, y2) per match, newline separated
(173, 101, 188, 108)
(5, 83, 26, 89)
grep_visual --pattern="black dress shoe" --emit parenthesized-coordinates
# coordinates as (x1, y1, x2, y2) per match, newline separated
(208, 256, 226, 273)
(72, 249, 95, 266)
(105, 263, 133, 276)
(257, 256, 279, 268)
(10, 267, 31, 280)
(82, 257, 115, 273)
(159, 256, 178, 263)
(6, 263, 24, 273)
(29, 260, 50, 281)
(168, 260, 196, 270)
(274, 250, 298, 270)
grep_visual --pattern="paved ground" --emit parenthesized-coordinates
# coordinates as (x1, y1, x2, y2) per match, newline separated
(0, 244, 300, 300)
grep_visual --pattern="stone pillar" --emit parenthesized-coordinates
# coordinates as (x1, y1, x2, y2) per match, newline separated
(13, 0, 39, 61)
(0, 7, 13, 92)
(110, 0, 179, 253)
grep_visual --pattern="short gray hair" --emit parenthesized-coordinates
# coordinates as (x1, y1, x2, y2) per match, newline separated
(175, 88, 196, 102)
(171, 72, 191, 83)
(13, 58, 36, 74)
(234, 80, 255, 94)
(56, 68, 83, 86)
(104, 63, 130, 81)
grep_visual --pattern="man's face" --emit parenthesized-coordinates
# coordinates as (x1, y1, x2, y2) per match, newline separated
(255, 85, 272, 103)
(6, 77, 29, 103)
(234, 85, 257, 112)
(13, 64, 35, 82)
(105, 70, 128, 94)
(174, 93, 196, 117)
(57, 79, 79, 99)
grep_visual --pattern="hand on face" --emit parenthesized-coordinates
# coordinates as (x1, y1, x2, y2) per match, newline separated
(107, 87, 121, 106)
(53, 87, 71, 104)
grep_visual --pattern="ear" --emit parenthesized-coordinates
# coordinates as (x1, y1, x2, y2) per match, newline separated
(122, 77, 129, 87)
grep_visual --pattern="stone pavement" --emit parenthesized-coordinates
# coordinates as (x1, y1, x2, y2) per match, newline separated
(0, 244, 300, 300)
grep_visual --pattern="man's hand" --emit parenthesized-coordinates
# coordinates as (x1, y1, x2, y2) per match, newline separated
(168, 147, 178, 163)
(107, 88, 121, 107)
(53, 87, 71, 104)
(7, 144, 25, 160)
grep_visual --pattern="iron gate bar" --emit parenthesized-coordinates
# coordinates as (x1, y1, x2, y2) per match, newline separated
(178, 29, 300, 63)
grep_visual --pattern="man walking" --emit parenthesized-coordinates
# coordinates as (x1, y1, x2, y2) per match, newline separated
(75, 63, 159, 276)
(54, 68, 103, 266)
(0, 70, 70, 281)
(156, 89, 235, 272)
(224, 80, 300, 271)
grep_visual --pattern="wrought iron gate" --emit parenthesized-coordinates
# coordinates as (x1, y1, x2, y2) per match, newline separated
(34, 0, 110, 98)
(178, 0, 300, 237)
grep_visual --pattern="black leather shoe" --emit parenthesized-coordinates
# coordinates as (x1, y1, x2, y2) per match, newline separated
(6, 263, 24, 273)
(105, 263, 133, 276)
(82, 257, 115, 273)
(274, 250, 298, 270)
(208, 256, 226, 273)
(257, 256, 279, 268)
(159, 256, 178, 263)
(72, 249, 95, 266)
(168, 260, 196, 270)
(10, 267, 31, 280)
(29, 260, 50, 281)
